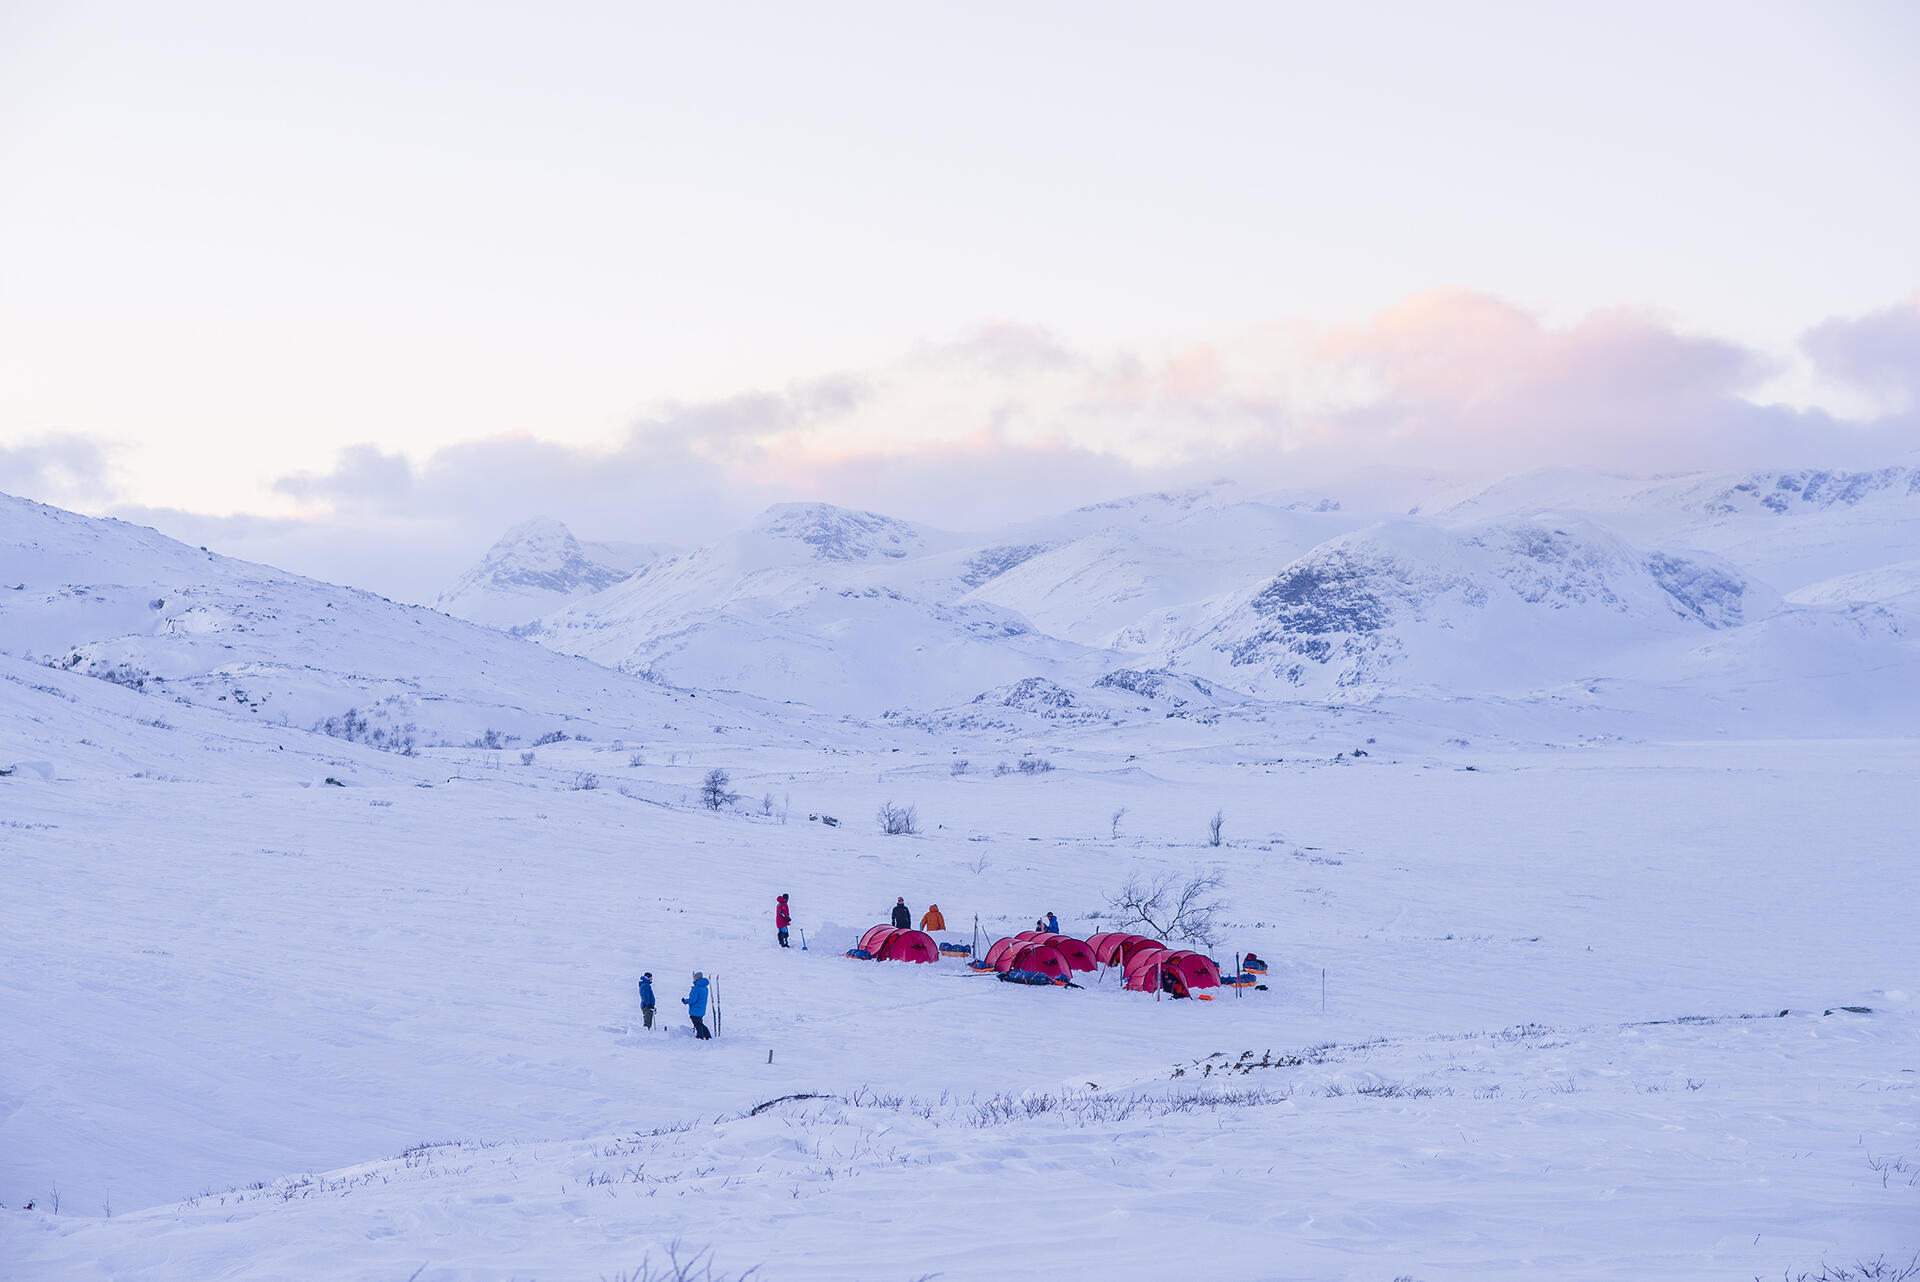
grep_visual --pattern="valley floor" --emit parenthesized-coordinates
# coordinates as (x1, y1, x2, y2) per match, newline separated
(2, 703, 1915, 1280)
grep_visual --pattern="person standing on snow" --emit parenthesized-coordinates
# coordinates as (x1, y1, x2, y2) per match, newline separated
(637, 972, 656, 1030)
(683, 972, 712, 1039)
(920, 903, 946, 932)
(776, 893, 791, 948)
(891, 897, 912, 929)
(1044, 911, 1060, 934)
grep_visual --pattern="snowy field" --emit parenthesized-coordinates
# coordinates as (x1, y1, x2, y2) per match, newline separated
(2, 652, 1915, 1280)
(3, 480, 1918, 1280)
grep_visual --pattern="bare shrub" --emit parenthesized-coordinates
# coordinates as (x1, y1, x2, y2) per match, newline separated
(532, 730, 570, 747)
(1207, 809, 1225, 846)
(604, 1240, 762, 1282)
(949, 759, 970, 776)
(1768, 1258, 1920, 1282)
(520, 751, 536, 766)
(629, 752, 646, 767)
(877, 800, 919, 835)
(571, 772, 599, 791)
(700, 768, 737, 811)
(1017, 756, 1054, 774)
(1105, 868, 1226, 948)
(1110, 807, 1127, 839)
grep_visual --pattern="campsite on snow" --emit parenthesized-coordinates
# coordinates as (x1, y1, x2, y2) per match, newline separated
(2, 468, 1916, 1280)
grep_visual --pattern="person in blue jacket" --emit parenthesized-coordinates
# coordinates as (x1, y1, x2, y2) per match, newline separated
(637, 972, 656, 1030)
(683, 972, 712, 1039)
(1044, 911, 1060, 934)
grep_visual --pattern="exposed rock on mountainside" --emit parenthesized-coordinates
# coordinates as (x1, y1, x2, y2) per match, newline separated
(1699, 467, 1920, 516)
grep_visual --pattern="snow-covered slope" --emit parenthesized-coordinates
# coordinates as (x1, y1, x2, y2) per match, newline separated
(1425, 464, 1920, 596)
(958, 494, 1364, 650)
(523, 503, 1115, 714)
(1170, 517, 1772, 699)
(2, 641, 1914, 1280)
(0, 493, 800, 753)
(435, 517, 666, 628)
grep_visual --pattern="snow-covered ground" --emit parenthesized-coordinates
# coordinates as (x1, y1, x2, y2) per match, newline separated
(3, 485, 1917, 1280)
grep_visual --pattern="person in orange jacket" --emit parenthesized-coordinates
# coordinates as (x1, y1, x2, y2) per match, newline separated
(920, 903, 946, 932)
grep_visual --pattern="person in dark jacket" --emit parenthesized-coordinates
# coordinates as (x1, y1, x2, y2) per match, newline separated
(1044, 911, 1060, 934)
(637, 972, 656, 1030)
(891, 897, 911, 929)
(683, 972, 711, 1039)
(776, 893, 791, 948)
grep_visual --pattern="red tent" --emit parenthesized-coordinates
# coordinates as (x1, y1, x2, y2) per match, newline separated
(1008, 942, 1072, 980)
(860, 925, 900, 955)
(1030, 933, 1095, 972)
(1121, 946, 1175, 989)
(985, 937, 1020, 971)
(878, 929, 939, 963)
(1123, 949, 1220, 993)
(1163, 951, 1221, 989)
(1085, 932, 1123, 964)
(1115, 936, 1169, 966)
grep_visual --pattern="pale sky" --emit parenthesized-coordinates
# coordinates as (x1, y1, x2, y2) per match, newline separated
(2, 1, 1917, 599)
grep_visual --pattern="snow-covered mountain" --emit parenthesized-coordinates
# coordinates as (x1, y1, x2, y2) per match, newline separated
(1168, 517, 1767, 699)
(481, 469, 1920, 730)
(435, 516, 666, 628)
(520, 502, 1115, 714)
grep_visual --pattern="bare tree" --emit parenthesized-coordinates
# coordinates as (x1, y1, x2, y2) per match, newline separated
(1105, 868, 1226, 948)
(876, 800, 919, 835)
(700, 768, 737, 811)
(1207, 809, 1225, 847)
(1110, 807, 1127, 840)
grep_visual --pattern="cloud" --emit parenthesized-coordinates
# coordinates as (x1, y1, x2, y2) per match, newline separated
(1802, 291, 1920, 413)
(12, 288, 1919, 604)
(0, 433, 116, 507)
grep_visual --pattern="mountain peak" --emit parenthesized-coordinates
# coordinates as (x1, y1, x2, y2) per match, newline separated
(752, 503, 926, 561)
(436, 518, 661, 628)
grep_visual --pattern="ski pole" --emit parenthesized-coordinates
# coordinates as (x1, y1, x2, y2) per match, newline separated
(800, 928, 807, 951)
(713, 975, 721, 1038)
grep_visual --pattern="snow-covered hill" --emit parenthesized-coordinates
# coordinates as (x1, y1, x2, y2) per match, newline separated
(0, 493, 803, 754)
(521, 503, 1115, 714)
(1424, 464, 1920, 595)
(1169, 517, 1768, 699)
(435, 517, 666, 628)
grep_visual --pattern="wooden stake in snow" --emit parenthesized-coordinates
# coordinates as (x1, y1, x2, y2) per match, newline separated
(713, 975, 722, 1038)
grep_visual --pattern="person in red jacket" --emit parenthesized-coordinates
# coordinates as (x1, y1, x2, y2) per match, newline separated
(776, 893, 791, 948)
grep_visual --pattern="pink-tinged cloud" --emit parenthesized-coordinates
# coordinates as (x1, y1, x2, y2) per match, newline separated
(1304, 288, 1782, 470)
(27, 288, 1920, 603)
